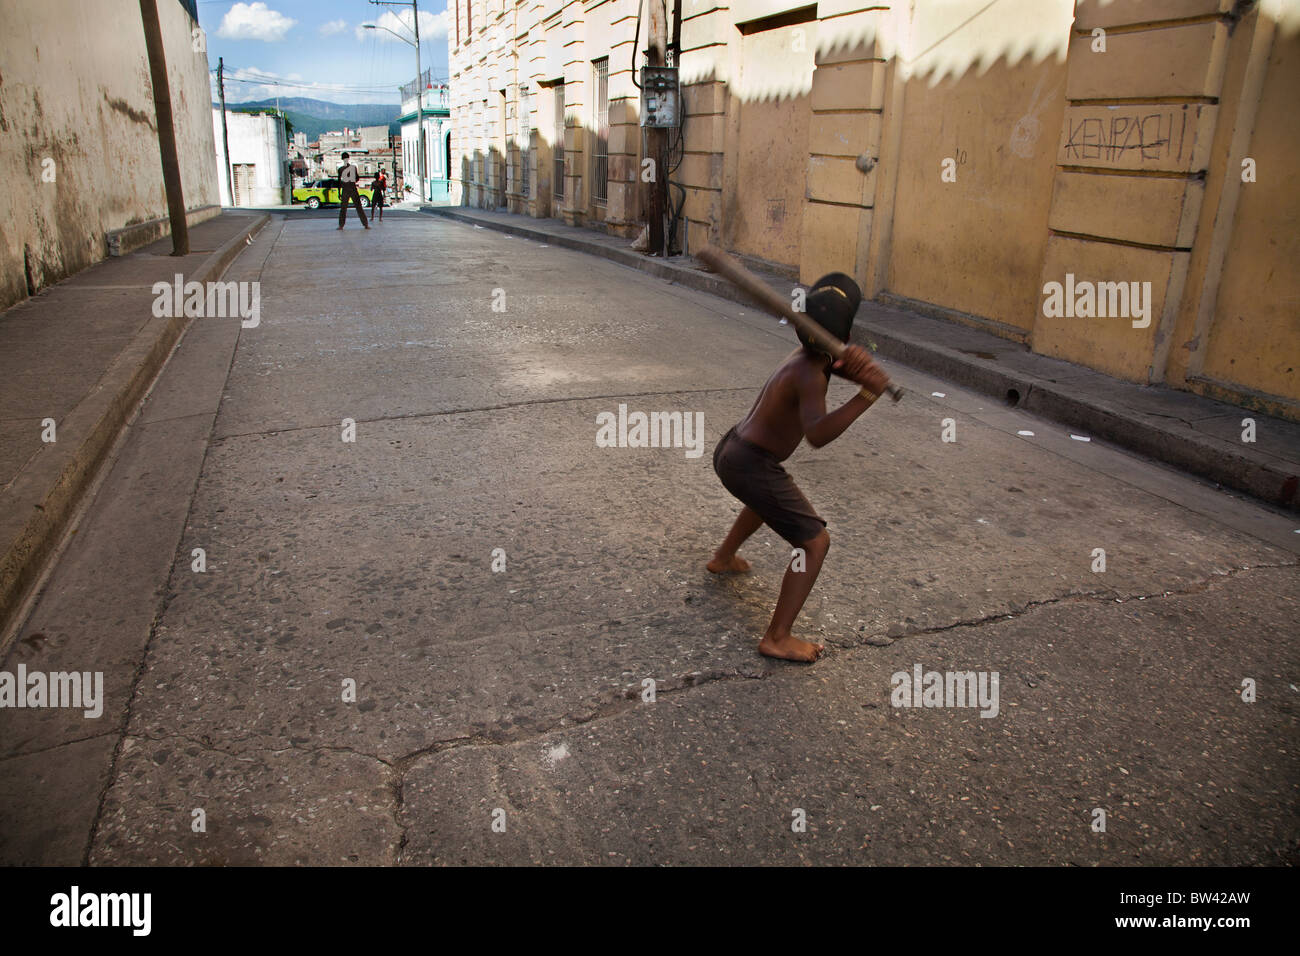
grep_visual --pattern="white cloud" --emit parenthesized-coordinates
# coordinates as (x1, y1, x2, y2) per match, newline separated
(356, 9, 449, 44)
(319, 19, 347, 37)
(217, 3, 297, 43)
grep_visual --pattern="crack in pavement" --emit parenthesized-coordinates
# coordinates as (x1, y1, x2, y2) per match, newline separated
(836, 559, 1299, 650)
(129, 730, 392, 766)
(0, 729, 120, 763)
(83, 560, 1297, 863)
(124, 563, 1300, 768)
(120, 666, 770, 769)
(211, 386, 757, 443)
(103, 668, 771, 864)
(387, 666, 769, 862)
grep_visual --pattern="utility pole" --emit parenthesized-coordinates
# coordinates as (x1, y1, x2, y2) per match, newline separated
(646, 1, 668, 256)
(139, 0, 189, 254)
(670, 0, 682, 254)
(414, 0, 426, 203)
(218, 57, 234, 207)
(369, 0, 426, 202)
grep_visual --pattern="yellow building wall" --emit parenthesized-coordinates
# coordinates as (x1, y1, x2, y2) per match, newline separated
(679, 2, 731, 254)
(1197, 22, 1300, 404)
(797, 4, 887, 287)
(723, 19, 815, 268)
(884, 0, 1074, 337)
(1034, 1, 1229, 384)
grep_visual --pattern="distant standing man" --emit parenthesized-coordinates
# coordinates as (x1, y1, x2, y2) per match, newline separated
(337, 152, 369, 230)
(372, 167, 388, 221)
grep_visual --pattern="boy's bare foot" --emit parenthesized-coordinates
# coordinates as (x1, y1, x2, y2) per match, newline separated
(758, 632, 823, 662)
(706, 554, 751, 574)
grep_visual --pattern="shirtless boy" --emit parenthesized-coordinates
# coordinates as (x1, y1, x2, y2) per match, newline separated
(708, 273, 891, 663)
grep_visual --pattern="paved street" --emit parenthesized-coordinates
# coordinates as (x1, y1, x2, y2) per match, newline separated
(2, 210, 1297, 865)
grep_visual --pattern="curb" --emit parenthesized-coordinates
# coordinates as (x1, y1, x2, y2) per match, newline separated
(0, 214, 271, 636)
(105, 204, 223, 257)
(422, 205, 1298, 511)
(852, 310, 1298, 510)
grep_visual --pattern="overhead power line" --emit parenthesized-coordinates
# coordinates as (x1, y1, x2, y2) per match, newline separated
(211, 68, 423, 96)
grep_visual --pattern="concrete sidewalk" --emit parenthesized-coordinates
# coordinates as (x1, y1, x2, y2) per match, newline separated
(422, 205, 1300, 514)
(0, 212, 269, 640)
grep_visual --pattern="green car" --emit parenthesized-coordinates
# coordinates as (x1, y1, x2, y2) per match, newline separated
(292, 178, 374, 209)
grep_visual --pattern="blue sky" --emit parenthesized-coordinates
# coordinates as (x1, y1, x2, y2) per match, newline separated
(200, 1, 450, 105)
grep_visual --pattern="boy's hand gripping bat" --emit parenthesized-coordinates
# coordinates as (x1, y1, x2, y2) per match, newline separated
(697, 244, 904, 403)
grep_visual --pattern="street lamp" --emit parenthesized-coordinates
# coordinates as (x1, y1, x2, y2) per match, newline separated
(365, 0, 427, 203)
(361, 22, 413, 44)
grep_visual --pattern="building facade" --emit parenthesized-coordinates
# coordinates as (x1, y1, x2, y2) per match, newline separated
(0, 0, 219, 311)
(448, 0, 1300, 420)
(357, 125, 392, 152)
(400, 71, 453, 202)
(213, 109, 290, 206)
(309, 125, 401, 182)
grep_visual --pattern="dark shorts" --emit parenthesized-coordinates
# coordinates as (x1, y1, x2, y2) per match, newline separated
(713, 427, 826, 546)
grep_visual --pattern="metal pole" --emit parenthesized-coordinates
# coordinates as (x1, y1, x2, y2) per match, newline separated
(369, 0, 425, 200)
(140, 0, 189, 255)
(670, 0, 682, 256)
(646, 1, 668, 257)
(218, 57, 234, 207)
(413, 0, 426, 202)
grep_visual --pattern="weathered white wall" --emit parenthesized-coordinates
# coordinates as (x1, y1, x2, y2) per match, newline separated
(0, 0, 219, 310)
(213, 110, 289, 206)
(358, 125, 390, 150)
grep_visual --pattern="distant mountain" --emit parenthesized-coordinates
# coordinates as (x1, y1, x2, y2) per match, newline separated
(217, 97, 402, 144)
(236, 97, 400, 123)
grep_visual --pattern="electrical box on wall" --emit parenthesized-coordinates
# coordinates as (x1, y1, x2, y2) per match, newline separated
(639, 66, 680, 128)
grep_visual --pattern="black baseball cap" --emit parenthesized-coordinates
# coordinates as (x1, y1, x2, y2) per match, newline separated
(797, 272, 863, 352)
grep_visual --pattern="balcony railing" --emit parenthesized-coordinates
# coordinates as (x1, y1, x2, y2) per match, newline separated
(401, 69, 449, 108)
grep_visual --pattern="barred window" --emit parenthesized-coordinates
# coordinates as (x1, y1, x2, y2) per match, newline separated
(519, 87, 530, 198)
(592, 59, 609, 204)
(553, 84, 565, 202)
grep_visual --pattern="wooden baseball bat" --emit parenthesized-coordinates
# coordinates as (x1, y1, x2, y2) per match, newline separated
(696, 245, 903, 402)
